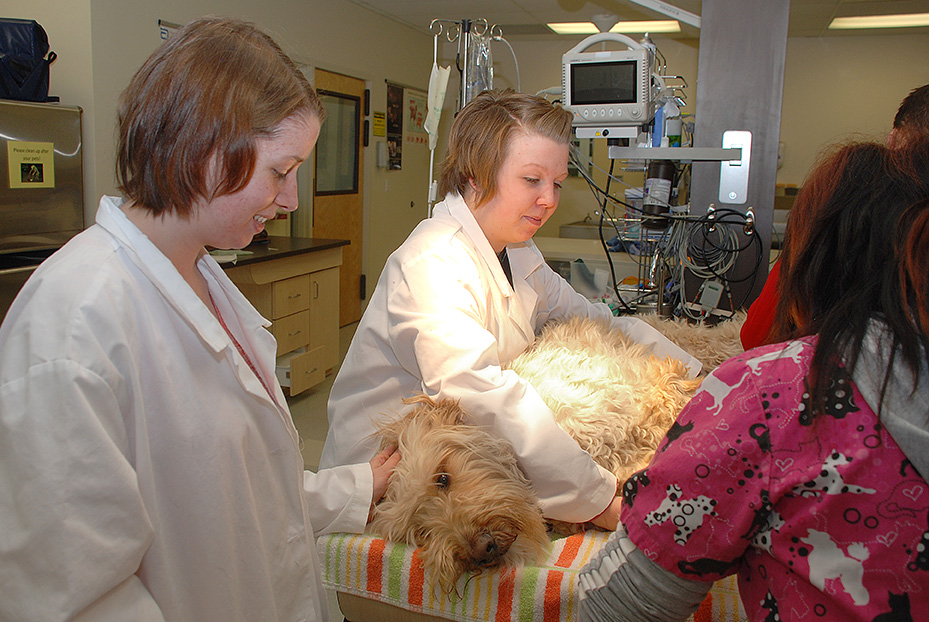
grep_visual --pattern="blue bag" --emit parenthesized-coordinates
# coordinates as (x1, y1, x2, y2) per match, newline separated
(0, 18, 58, 102)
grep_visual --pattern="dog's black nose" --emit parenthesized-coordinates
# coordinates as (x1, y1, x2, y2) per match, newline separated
(470, 531, 515, 567)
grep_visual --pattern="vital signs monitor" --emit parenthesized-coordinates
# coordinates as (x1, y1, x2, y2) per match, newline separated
(562, 33, 655, 138)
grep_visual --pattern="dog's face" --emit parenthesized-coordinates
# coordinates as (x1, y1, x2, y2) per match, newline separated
(369, 396, 550, 592)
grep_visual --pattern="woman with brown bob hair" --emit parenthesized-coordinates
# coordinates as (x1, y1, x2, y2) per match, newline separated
(116, 16, 323, 218)
(580, 142, 929, 621)
(322, 90, 700, 537)
(0, 16, 396, 621)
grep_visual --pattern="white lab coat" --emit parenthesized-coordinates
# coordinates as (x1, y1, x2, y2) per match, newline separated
(321, 193, 700, 523)
(0, 196, 372, 622)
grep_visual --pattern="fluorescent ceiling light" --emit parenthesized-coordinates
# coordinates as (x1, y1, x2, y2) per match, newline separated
(613, 20, 680, 33)
(547, 20, 681, 35)
(829, 13, 929, 30)
(548, 22, 599, 34)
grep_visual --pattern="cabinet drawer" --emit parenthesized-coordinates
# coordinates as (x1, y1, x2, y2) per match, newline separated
(272, 275, 310, 317)
(276, 346, 325, 395)
(270, 310, 310, 355)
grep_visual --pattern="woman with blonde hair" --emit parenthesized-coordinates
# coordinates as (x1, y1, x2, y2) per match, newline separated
(322, 90, 700, 535)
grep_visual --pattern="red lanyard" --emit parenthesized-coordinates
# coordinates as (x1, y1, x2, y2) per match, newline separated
(210, 292, 281, 409)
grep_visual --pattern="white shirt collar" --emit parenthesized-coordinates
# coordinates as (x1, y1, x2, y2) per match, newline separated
(94, 196, 263, 353)
(438, 192, 545, 293)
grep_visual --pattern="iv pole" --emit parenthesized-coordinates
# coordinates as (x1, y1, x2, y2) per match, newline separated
(429, 18, 496, 112)
(425, 18, 497, 216)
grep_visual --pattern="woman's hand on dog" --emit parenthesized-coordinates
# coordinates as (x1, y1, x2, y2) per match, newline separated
(368, 445, 401, 521)
(590, 496, 622, 531)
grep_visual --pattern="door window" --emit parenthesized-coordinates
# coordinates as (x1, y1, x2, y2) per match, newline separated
(315, 91, 360, 195)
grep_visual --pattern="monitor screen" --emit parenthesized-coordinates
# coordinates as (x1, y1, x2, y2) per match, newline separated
(570, 60, 638, 105)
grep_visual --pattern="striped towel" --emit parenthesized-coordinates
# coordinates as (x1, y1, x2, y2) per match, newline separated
(317, 531, 747, 622)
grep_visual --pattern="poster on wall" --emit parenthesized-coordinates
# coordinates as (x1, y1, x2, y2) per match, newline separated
(406, 89, 428, 146)
(8, 141, 55, 189)
(386, 83, 403, 170)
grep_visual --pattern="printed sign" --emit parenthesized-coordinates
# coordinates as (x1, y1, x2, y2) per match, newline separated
(406, 90, 428, 145)
(372, 111, 386, 137)
(407, 90, 427, 135)
(8, 141, 55, 189)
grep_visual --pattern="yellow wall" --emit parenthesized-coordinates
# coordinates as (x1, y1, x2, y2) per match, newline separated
(780, 33, 929, 183)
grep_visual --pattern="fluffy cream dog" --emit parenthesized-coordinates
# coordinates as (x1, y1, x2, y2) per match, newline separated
(369, 395, 551, 593)
(506, 317, 702, 489)
(369, 315, 742, 592)
(638, 311, 746, 374)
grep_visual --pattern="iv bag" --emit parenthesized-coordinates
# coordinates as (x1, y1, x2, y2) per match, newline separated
(463, 29, 492, 107)
(425, 62, 450, 151)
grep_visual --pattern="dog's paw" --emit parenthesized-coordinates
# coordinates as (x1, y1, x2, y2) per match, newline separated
(546, 518, 591, 537)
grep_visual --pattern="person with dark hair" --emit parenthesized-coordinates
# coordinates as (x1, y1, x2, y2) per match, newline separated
(579, 142, 929, 621)
(741, 82, 929, 351)
(889, 84, 929, 148)
(321, 90, 700, 531)
(0, 16, 397, 621)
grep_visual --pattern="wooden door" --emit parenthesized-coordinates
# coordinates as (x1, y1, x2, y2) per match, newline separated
(314, 68, 365, 326)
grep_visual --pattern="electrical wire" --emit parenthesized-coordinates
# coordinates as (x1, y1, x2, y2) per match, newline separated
(569, 145, 644, 217)
(596, 159, 636, 314)
(671, 207, 763, 320)
(491, 36, 520, 92)
(569, 146, 763, 318)
(572, 148, 674, 313)
(570, 143, 643, 198)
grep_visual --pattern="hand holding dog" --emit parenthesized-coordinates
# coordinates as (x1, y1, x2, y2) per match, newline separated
(369, 445, 401, 521)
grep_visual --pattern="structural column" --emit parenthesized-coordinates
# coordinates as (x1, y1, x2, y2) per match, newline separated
(689, 0, 790, 309)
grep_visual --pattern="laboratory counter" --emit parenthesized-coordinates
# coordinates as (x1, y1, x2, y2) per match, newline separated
(220, 236, 348, 395)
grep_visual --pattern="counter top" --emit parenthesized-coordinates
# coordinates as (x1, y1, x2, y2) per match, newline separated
(216, 236, 348, 269)
(534, 236, 638, 270)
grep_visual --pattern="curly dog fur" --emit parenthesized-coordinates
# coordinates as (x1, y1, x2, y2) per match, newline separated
(506, 317, 702, 488)
(369, 396, 551, 593)
(639, 311, 746, 374)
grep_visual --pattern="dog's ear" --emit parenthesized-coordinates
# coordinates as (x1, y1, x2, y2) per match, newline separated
(428, 398, 467, 427)
(375, 421, 402, 449)
(402, 393, 466, 428)
(402, 393, 437, 410)
(374, 396, 441, 447)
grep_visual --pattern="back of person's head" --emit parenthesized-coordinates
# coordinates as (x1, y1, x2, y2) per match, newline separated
(437, 89, 573, 208)
(889, 84, 929, 148)
(116, 15, 323, 217)
(773, 141, 929, 411)
(900, 189, 929, 346)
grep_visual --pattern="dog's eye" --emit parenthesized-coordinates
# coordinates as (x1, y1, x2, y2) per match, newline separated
(435, 473, 451, 488)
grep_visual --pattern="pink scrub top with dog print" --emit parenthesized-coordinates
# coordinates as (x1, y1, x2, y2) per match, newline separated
(620, 337, 929, 621)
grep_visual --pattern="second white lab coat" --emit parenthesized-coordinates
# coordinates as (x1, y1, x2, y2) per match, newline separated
(0, 196, 372, 622)
(322, 193, 700, 523)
